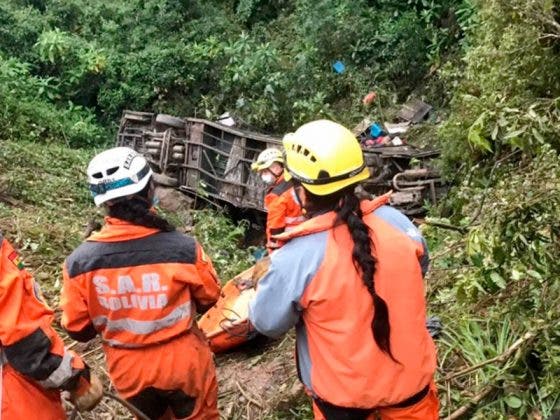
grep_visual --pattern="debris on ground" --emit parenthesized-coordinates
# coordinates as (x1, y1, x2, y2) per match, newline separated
(396, 98, 432, 124)
(57, 323, 306, 419)
(216, 335, 307, 419)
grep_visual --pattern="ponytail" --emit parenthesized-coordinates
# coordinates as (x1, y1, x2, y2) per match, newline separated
(334, 191, 396, 361)
(293, 183, 395, 360)
(106, 182, 175, 232)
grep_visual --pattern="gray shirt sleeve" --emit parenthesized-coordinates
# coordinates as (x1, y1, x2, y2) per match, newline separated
(373, 205, 430, 276)
(248, 231, 328, 338)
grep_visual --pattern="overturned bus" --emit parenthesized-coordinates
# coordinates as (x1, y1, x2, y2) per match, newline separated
(116, 110, 444, 216)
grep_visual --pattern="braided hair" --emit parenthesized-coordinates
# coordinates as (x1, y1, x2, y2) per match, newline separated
(106, 182, 175, 232)
(302, 184, 396, 361)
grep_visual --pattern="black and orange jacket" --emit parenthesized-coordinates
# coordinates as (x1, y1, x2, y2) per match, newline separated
(61, 217, 221, 349)
(264, 175, 305, 251)
(0, 232, 87, 390)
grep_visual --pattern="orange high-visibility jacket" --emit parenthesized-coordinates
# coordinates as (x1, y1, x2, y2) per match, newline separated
(0, 232, 87, 420)
(264, 175, 305, 250)
(61, 218, 221, 418)
(61, 217, 221, 349)
(249, 194, 437, 409)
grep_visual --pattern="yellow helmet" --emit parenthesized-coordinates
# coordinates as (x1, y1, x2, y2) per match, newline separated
(251, 148, 284, 172)
(282, 120, 370, 196)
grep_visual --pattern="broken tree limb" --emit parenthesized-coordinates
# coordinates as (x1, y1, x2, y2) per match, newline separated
(444, 385, 494, 420)
(235, 381, 263, 409)
(103, 391, 150, 420)
(424, 219, 467, 233)
(444, 331, 536, 382)
(69, 391, 150, 420)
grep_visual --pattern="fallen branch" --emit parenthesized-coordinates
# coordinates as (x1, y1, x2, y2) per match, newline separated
(235, 381, 263, 409)
(430, 241, 464, 261)
(444, 331, 536, 382)
(69, 391, 150, 420)
(444, 385, 494, 420)
(424, 219, 467, 233)
(103, 391, 150, 420)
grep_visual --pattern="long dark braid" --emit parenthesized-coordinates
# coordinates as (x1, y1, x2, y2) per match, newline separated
(106, 182, 175, 232)
(302, 183, 396, 361)
(334, 191, 396, 361)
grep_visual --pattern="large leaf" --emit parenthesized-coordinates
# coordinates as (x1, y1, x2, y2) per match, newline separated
(468, 114, 493, 153)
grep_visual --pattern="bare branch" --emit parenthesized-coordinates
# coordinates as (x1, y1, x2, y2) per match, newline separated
(445, 386, 495, 420)
(444, 331, 536, 381)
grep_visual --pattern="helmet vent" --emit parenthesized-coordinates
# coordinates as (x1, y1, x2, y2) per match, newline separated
(92, 172, 103, 179)
(317, 169, 330, 179)
(291, 144, 317, 163)
(106, 166, 119, 176)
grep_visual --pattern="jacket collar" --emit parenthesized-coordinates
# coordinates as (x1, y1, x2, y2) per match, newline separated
(274, 193, 391, 241)
(87, 217, 160, 242)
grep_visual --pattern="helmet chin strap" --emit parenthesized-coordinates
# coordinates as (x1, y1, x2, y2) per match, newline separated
(292, 183, 307, 216)
(269, 166, 283, 179)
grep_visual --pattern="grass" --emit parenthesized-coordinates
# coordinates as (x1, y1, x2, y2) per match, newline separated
(0, 140, 98, 301)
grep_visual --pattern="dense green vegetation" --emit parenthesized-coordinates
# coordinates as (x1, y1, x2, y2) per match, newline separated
(0, 0, 471, 141)
(1, 0, 559, 418)
(429, 1, 560, 417)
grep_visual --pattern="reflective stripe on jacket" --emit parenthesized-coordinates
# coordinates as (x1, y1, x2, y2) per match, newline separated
(249, 194, 436, 408)
(61, 217, 221, 349)
(0, 233, 86, 391)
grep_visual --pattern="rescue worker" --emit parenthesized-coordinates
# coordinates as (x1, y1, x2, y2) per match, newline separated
(60, 147, 221, 420)
(248, 120, 439, 419)
(251, 148, 305, 252)
(0, 232, 102, 419)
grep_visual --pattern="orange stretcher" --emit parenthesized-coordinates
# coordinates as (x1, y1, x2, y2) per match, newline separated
(197, 257, 270, 353)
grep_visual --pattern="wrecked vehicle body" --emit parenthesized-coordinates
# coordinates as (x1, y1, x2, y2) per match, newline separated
(116, 110, 444, 216)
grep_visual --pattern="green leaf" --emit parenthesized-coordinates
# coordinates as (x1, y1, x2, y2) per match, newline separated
(490, 271, 506, 289)
(491, 124, 499, 140)
(467, 114, 492, 153)
(503, 127, 526, 140)
(527, 270, 543, 280)
(505, 395, 523, 409)
(468, 130, 493, 153)
(511, 269, 522, 281)
(531, 128, 545, 144)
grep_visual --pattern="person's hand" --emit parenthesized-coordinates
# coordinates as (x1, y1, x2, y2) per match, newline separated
(70, 374, 103, 412)
(221, 319, 255, 338)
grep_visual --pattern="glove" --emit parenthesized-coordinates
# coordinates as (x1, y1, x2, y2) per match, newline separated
(70, 373, 103, 412)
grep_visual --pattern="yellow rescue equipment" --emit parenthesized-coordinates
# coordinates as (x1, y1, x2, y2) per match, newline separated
(198, 257, 270, 353)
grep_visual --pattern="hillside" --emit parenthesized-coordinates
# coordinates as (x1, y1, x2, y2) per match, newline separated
(1, 0, 559, 418)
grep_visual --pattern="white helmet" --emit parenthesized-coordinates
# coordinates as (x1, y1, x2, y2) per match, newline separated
(87, 147, 153, 206)
(251, 148, 284, 172)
